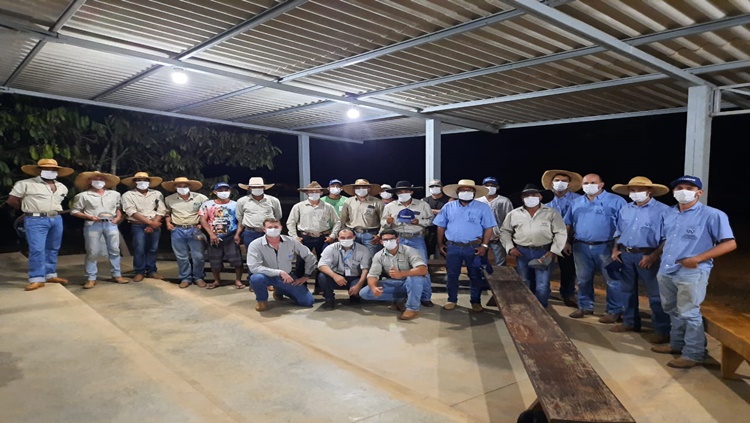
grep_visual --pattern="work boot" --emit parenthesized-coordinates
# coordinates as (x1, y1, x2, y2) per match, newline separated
(443, 302, 457, 311)
(470, 303, 484, 313)
(46, 277, 68, 284)
(195, 279, 207, 288)
(83, 280, 97, 289)
(421, 299, 435, 307)
(132, 274, 145, 282)
(399, 310, 419, 320)
(609, 324, 636, 333)
(255, 301, 268, 312)
(667, 357, 699, 369)
(389, 301, 406, 312)
(268, 285, 275, 292)
(148, 273, 164, 280)
(348, 295, 361, 304)
(563, 296, 578, 308)
(273, 290, 285, 301)
(179, 280, 191, 289)
(25, 282, 46, 291)
(111, 277, 129, 284)
(598, 313, 621, 324)
(322, 299, 336, 310)
(569, 309, 593, 318)
(649, 333, 670, 345)
(651, 345, 681, 355)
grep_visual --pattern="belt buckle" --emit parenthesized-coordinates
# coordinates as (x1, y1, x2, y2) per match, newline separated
(625, 246, 636, 253)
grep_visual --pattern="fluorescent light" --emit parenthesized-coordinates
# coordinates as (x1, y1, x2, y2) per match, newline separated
(346, 107, 360, 119)
(171, 68, 188, 84)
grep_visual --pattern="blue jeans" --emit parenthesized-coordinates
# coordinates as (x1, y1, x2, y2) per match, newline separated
(83, 221, 122, 280)
(619, 252, 670, 335)
(398, 236, 432, 301)
(171, 227, 205, 282)
(250, 274, 314, 307)
(355, 231, 382, 258)
(515, 247, 552, 307)
(489, 242, 506, 266)
(445, 244, 485, 304)
(359, 276, 426, 311)
(25, 216, 63, 283)
(131, 224, 160, 275)
(657, 268, 710, 362)
(317, 273, 360, 301)
(572, 242, 623, 314)
(242, 230, 264, 250)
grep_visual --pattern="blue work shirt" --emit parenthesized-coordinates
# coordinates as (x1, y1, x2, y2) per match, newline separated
(659, 201, 734, 274)
(564, 190, 626, 243)
(433, 200, 497, 243)
(614, 198, 670, 248)
(545, 191, 581, 218)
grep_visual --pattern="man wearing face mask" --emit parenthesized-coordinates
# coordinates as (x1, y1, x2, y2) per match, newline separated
(563, 173, 626, 322)
(541, 169, 583, 308)
(199, 182, 244, 290)
(476, 177, 513, 267)
(380, 184, 394, 205)
(163, 177, 209, 288)
(247, 218, 317, 311)
(500, 184, 567, 308)
(121, 171, 167, 282)
(651, 176, 736, 369)
(423, 179, 449, 260)
(609, 177, 671, 343)
(71, 170, 129, 289)
(433, 179, 496, 312)
(381, 181, 435, 307)
(234, 177, 282, 251)
(321, 179, 347, 216)
(359, 229, 429, 320)
(7, 159, 73, 291)
(340, 179, 385, 257)
(317, 228, 372, 309)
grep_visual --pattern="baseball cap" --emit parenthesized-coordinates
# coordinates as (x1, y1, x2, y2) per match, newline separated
(482, 176, 499, 186)
(605, 260, 624, 280)
(328, 179, 343, 186)
(670, 175, 702, 189)
(213, 182, 231, 190)
(397, 208, 416, 223)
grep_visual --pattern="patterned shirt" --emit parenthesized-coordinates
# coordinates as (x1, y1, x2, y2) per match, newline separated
(199, 199, 238, 239)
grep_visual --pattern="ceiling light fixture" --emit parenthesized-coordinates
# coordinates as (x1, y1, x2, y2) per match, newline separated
(346, 107, 360, 119)
(171, 68, 188, 84)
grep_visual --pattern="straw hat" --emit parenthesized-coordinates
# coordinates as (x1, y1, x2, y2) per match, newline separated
(121, 171, 163, 188)
(74, 171, 120, 191)
(541, 169, 583, 193)
(342, 179, 381, 196)
(298, 181, 328, 193)
(238, 177, 274, 191)
(611, 176, 669, 197)
(21, 158, 74, 177)
(162, 177, 203, 193)
(443, 179, 490, 199)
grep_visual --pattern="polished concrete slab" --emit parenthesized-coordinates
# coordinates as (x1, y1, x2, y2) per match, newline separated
(1, 252, 748, 422)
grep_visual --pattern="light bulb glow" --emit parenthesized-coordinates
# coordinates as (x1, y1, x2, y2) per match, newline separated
(171, 68, 188, 84)
(346, 107, 360, 119)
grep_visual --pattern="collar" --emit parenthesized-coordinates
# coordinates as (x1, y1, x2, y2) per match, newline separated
(678, 201, 703, 213)
(260, 235, 285, 246)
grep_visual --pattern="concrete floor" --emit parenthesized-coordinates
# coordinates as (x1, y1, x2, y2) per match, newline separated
(1, 252, 748, 423)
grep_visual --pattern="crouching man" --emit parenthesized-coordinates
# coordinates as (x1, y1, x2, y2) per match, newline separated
(317, 228, 372, 309)
(247, 218, 317, 311)
(359, 229, 428, 320)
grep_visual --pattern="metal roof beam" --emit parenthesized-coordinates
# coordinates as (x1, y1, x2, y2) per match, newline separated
(290, 113, 402, 130)
(234, 102, 336, 121)
(91, 0, 309, 100)
(169, 85, 264, 112)
(3, 0, 86, 86)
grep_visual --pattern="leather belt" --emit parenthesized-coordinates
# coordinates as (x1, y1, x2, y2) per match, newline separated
(300, 230, 331, 238)
(447, 240, 481, 247)
(25, 212, 59, 217)
(396, 231, 424, 239)
(175, 224, 198, 229)
(574, 239, 611, 245)
(517, 243, 552, 250)
(246, 227, 264, 232)
(618, 245, 656, 254)
(352, 227, 378, 234)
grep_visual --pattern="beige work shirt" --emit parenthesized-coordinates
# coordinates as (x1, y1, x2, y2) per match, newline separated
(121, 189, 167, 222)
(9, 177, 68, 213)
(71, 190, 121, 218)
(340, 195, 383, 230)
(165, 192, 209, 226)
(286, 200, 341, 238)
(367, 244, 426, 280)
(236, 194, 282, 229)
(381, 199, 434, 235)
(499, 205, 567, 256)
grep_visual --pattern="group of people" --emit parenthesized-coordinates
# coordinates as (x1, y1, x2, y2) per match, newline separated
(8, 158, 736, 370)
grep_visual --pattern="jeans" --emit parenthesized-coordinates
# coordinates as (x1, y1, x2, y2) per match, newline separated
(445, 244, 485, 304)
(619, 251, 670, 334)
(317, 273, 360, 300)
(557, 251, 577, 299)
(171, 227, 205, 282)
(359, 276, 426, 311)
(489, 242, 506, 266)
(398, 236, 432, 301)
(515, 247, 552, 307)
(250, 274, 314, 307)
(25, 216, 63, 283)
(131, 224, 160, 275)
(83, 221, 122, 280)
(242, 230, 264, 250)
(355, 231, 382, 257)
(657, 268, 710, 362)
(572, 242, 623, 314)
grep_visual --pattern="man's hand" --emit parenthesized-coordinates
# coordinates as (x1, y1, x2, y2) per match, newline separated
(234, 234, 241, 245)
(410, 218, 419, 225)
(149, 220, 162, 229)
(475, 245, 488, 256)
(333, 274, 347, 286)
(324, 236, 335, 243)
(297, 237, 303, 242)
(144, 226, 154, 234)
(611, 249, 622, 262)
(508, 247, 522, 258)
(209, 234, 220, 246)
(348, 285, 361, 296)
(563, 242, 572, 256)
(166, 223, 175, 231)
(679, 256, 700, 269)
(279, 271, 293, 283)
(291, 276, 308, 286)
(639, 254, 657, 269)
(371, 285, 383, 297)
(386, 216, 394, 225)
(371, 234, 381, 245)
(388, 267, 404, 279)
(89, 215, 100, 222)
(438, 244, 447, 257)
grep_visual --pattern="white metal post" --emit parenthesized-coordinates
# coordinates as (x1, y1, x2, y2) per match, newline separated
(684, 85, 713, 204)
(425, 119, 441, 189)
(298, 134, 310, 201)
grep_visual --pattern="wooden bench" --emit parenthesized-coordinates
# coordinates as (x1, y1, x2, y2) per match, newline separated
(486, 267, 635, 423)
(702, 302, 750, 378)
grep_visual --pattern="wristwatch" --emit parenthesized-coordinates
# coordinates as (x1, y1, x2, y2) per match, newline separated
(480, 243, 489, 248)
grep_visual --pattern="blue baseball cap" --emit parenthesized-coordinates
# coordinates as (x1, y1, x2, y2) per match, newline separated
(670, 175, 702, 189)
(397, 208, 416, 223)
(213, 182, 231, 190)
(328, 179, 343, 186)
(482, 176, 499, 185)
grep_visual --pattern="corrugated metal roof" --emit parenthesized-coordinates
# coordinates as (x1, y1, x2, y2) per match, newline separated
(0, 28, 37, 83)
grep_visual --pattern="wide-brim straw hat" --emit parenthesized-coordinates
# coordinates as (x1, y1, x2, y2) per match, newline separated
(21, 158, 74, 177)
(342, 179, 381, 196)
(541, 169, 583, 193)
(75, 171, 120, 191)
(443, 179, 490, 199)
(238, 177, 274, 191)
(298, 181, 328, 193)
(162, 177, 203, 192)
(121, 171, 163, 188)
(612, 176, 669, 197)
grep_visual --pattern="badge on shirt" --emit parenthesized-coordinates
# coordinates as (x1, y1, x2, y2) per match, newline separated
(344, 268, 352, 276)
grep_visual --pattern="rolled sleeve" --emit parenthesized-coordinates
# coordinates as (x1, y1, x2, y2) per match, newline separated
(71, 193, 85, 215)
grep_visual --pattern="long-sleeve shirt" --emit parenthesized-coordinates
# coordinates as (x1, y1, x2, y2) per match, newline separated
(236, 194, 282, 229)
(121, 189, 167, 222)
(367, 244, 426, 280)
(318, 242, 371, 276)
(380, 199, 433, 235)
(563, 190, 626, 243)
(71, 190, 121, 218)
(9, 177, 68, 213)
(286, 200, 341, 238)
(499, 205, 567, 256)
(246, 235, 317, 277)
(614, 199, 670, 248)
(339, 195, 383, 230)
(165, 192, 209, 225)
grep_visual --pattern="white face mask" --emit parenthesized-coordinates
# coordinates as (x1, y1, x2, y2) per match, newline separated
(40, 170, 58, 180)
(379, 192, 392, 200)
(307, 193, 321, 201)
(582, 184, 600, 196)
(629, 191, 649, 203)
(329, 187, 341, 195)
(91, 180, 106, 190)
(265, 227, 281, 238)
(136, 181, 150, 190)
(429, 187, 441, 195)
(397, 193, 411, 202)
(176, 187, 190, 196)
(486, 186, 497, 195)
(552, 181, 569, 192)
(251, 188, 264, 196)
(674, 189, 697, 204)
(458, 191, 474, 201)
(523, 196, 541, 208)
(355, 188, 369, 197)
(216, 191, 231, 200)
(382, 239, 398, 250)
(339, 239, 355, 248)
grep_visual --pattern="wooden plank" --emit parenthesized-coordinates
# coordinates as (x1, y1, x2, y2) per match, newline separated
(487, 267, 635, 423)
(702, 302, 750, 362)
